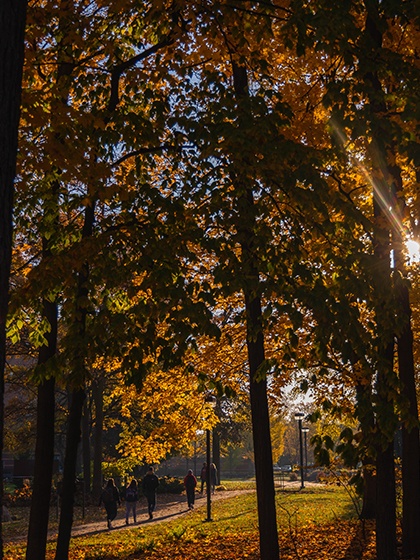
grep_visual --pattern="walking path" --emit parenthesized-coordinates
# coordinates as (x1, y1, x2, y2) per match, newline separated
(70, 489, 252, 539)
(70, 481, 317, 538)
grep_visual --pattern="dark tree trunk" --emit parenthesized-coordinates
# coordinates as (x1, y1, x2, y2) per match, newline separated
(231, 61, 279, 560)
(372, 219, 397, 558)
(396, 276, 420, 557)
(360, 460, 376, 520)
(55, 203, 95, 559)
(389, 160, 420, 557)
(82, 399, 91, 496)
(26, 299, 57, 560)
(26, 10, 76, 554)
(355, 382, 376, 519)
(361, 5, 400, 557)
(92, 377, 104, 501)
(375, 441, 397, 560)
(0, 2, 27, 555)
(246, 292, 279, 560)
(54, 388, 86, 560)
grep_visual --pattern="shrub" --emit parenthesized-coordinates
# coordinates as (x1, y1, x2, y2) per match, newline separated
(5, 481, 32, 506)
(157, 476, 184, 494)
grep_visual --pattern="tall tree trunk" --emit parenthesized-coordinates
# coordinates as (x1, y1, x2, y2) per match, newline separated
(245, 291, 279, 560)
(0, 2, 27, 556)
(375, 441, 397, 559)
(372, 198, 397, 559)
(82, 399, 91, 496)
(360, 460, 376, 520)
(390, 161, 420, 558)
(362, 4, 401, 556)
(355, 382, 376, 519)
(54, 388, 86, 560)
(231, 62, 280, 560)
(26, 298, 57, 560)
(395, 270, 420, 557)
(27, 5, 76, 552)
(55, 202, 95, 559)
(92, 377, 104, 501)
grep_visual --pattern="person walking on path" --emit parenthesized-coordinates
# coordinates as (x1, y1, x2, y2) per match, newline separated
(200, 462, 207, 494)
(99, 478, 121, 529)
(210, 463, 218, 494)
(142, 467, 159, 519)
(125, 479, 138, 525)
(184, 469, 197, 510)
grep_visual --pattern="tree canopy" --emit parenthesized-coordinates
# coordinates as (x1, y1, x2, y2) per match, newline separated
(3, 1, 420, 559)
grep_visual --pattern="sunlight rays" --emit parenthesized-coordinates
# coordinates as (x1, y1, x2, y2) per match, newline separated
(330, 119, 406, 240)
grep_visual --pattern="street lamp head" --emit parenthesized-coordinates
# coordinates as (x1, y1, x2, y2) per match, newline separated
(294, 412, 305, 420)
(301, 427, 309, 433)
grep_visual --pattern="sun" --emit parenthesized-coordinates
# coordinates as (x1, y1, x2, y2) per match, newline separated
(406, 239, 420, 263)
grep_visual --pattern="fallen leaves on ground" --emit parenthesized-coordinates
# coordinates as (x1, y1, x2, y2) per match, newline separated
(121, 519, 377, 560)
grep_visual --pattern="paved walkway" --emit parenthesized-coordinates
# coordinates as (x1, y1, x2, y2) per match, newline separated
(70, 481, 318, 538)
(70, 490, 252, 538)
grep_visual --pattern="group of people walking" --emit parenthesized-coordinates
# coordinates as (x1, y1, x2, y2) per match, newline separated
(99, 466, 159, 529)
(99, 462, 218, 529)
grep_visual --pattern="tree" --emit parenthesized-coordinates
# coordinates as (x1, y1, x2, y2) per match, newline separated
(0, 1, 28, 556)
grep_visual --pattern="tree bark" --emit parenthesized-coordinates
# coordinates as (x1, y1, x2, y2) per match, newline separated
(375, 441, 397, 559)
(55, 202, 95, 559)
(231, 62, 280, 560)
(0, 2, 27, 555)
(54, 388, 86, 560)
(82, 399, 91, 496)
(360, 460, 376, 520)
(361, 4, 400, 556)
(26, 299, 57, 560)
(355, 382, 376, 519)
(92, 377, 104, 500)
(389, 160, 420, 558)
(395, 276, 420, 557)
(246, 291, 279, 560)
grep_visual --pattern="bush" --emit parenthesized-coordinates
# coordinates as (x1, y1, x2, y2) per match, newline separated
(5, 481, 32, 506)
(156, 476, 184, 494)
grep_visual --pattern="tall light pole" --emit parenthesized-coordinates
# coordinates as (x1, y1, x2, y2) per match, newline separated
(294, 412, 305, 489)
(301, 427, 309, 482)
(204, 394, 216, 522)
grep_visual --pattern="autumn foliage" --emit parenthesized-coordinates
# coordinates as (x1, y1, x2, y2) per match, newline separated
(2, 1, 420, 559)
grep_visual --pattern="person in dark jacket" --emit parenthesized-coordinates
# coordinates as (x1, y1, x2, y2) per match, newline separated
(99, 478, 121, 529)
(125, 478, 138, 525)
(200, 462, 207, 494)
(184, 469, 197, 510)
(210, 463, 218, 494)
(142, 467, 159, 519)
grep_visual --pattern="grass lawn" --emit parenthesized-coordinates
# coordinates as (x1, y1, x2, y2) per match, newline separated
(5, 484, 377, 559)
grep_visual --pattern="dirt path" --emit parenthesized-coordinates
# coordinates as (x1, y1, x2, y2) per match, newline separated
(70, 490, 253, 539)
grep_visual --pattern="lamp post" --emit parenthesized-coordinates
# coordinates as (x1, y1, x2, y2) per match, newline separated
(301, 427, 309, 482)
(204, 394, 216, 521)
(294, 412, 305, 489)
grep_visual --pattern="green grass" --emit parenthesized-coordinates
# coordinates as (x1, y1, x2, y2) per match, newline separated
(216, 478, 256, 491)
(4, 485, 359, 560)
